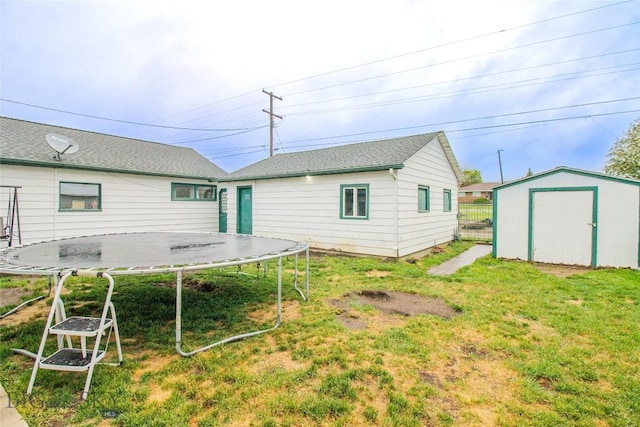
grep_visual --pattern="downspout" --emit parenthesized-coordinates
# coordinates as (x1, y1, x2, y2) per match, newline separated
(389, 168, 399, 258)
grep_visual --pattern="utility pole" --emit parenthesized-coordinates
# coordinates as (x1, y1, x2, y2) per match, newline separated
(497, 149, 504, 184)
(262, 89, 282, 157)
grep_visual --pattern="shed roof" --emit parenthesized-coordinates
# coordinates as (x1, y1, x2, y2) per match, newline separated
(222, 132, 463, 182)
(494, 166, 640, 190)
(0, 117, 228, 180)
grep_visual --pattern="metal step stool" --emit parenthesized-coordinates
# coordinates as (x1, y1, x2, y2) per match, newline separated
(27, 270, 123, 400)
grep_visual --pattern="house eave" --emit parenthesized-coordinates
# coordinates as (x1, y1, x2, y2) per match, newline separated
(0, 158, 221, 182)
(220, 164, 406, 182)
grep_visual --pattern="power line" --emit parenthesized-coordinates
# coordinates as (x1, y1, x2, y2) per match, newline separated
(285, 66, 640, 116)
(2, 1, 635, 150)
(276, 99, 639, 145)
(281, 49, 640, 110)
(280, 21, 640, 98)
(206, 110, 640, 160)
(0, 98, 263, 132)
(264, 0, 635, 91)
(201, 100, 638, 158)
(104, 1, 636, 133)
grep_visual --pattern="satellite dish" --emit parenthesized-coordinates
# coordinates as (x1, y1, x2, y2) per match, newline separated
(46, 133, 80, 160)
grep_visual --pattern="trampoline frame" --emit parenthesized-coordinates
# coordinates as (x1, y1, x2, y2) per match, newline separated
(0, 232, 310, 357)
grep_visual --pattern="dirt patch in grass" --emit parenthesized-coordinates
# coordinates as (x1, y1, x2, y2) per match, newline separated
(329, 290, 460, 330)
(533, 263, 592, 278)
(425, 331, 521, 425)
(365, 270, 391, 278)
(130, 352, 177, 404)
(131, 352, 176, 382)
(247, 300, 301, 323)
(0, 294, 48, 326)
(0, 287, 32, 307)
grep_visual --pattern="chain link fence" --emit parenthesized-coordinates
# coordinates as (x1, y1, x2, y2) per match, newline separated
(458, 203, 493, 242)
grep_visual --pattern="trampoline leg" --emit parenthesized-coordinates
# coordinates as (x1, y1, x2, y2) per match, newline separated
(175, 259, 285, 357)
(293, 247, 309, 301)
(175, 270, 183, 355)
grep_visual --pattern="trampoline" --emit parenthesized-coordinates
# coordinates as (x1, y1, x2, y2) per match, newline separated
(0, 232, 310, 356)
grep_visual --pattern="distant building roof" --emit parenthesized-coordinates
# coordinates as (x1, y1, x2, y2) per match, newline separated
(459, 182, 501, 192)
(0, 117, 227, 180)
(223, 132, 463, 182)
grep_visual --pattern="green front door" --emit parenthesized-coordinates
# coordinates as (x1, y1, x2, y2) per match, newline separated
(237, 186, 252, 235)
(218, 188, 227, 233)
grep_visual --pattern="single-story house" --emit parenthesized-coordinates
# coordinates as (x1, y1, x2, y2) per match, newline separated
(493, 166, 640, 269)
(0, 117, 227, 246)
(458, 182, 500, 203)
(220, 132, 463, 258)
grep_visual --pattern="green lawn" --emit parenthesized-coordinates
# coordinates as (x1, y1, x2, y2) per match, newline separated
(1, 243, 638, 427)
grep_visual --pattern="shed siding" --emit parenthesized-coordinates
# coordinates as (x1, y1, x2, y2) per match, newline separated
(396, 138, 459, 256)
(224, 171, 399, 257)
(495, 170, 639, 269)
(0, 164, 218, 245)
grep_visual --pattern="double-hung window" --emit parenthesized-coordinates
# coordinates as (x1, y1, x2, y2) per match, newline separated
(418, 185, 430, 212)
(443, 189, 452, 212)
(340, 184, 369, 219)
(59, 182, 101, 211)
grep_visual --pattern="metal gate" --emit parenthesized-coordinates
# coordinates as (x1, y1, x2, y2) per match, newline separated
(458, 202, 493, 241)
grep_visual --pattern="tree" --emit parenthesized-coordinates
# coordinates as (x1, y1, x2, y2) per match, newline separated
(605, 117, 640, 180)
(461, 169, 482, 186)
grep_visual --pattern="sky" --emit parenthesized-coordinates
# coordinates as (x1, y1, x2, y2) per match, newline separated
(1, 0, 639, 183)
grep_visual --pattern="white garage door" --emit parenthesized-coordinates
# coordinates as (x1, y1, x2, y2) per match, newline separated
(532, 190, 595, 266)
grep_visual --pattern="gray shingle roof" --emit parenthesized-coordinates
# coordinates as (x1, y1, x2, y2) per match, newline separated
(459, 182, 501, 192)
(0, 117, 227, 180)
(223, 132, 462, 182)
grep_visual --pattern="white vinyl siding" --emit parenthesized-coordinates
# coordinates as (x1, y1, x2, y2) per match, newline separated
(395, 137, 459, 257)
(0, 164, 219, 244)
(225, 172, 397, 257)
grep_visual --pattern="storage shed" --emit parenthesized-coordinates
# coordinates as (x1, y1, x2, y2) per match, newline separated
(493, 167, 640, 269)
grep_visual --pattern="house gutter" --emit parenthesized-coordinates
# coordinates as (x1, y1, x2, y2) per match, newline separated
(0, 159, 222, 182)
(221, 164, 406, 183)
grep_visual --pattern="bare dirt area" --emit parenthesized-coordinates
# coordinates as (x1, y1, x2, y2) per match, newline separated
(329, 290, 460, 330)
(533, 262, 593, 278)
(0, 287, 31, 307)
(0, 287, 50, 326)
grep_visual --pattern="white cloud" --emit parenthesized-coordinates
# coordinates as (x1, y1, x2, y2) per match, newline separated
(1, 0, 638, 178)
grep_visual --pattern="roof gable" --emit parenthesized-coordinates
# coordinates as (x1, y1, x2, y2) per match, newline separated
(494, 166, 640, 190)
(223, 132, 462, 182)
(0, 117, 228, 180)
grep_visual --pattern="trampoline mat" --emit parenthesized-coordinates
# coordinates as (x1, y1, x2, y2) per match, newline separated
(1, 232, 301, 270)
